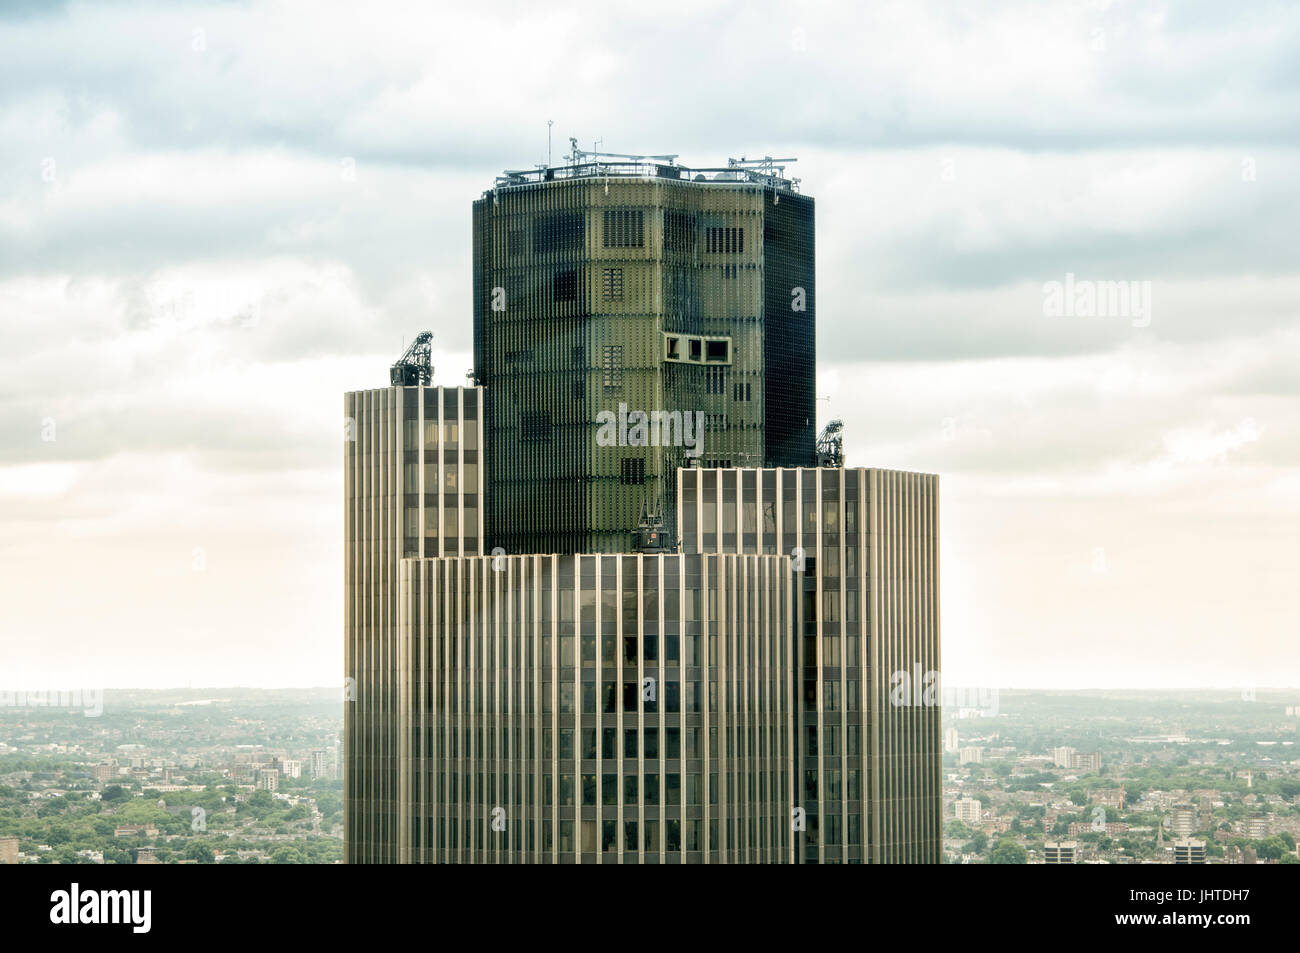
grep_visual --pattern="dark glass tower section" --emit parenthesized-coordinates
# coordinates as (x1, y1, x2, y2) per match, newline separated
(762, 190, 817, 468)
(472, 159, 816, 555)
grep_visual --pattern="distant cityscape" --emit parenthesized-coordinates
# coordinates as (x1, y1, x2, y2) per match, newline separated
(0, 689, 341, 864)
(1, 688, 1295, 864)
(941, 690, 1300, 864)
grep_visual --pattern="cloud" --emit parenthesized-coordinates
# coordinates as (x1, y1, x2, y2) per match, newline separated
(0, 0, 1297, 687)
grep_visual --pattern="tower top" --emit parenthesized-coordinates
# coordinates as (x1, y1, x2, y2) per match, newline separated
(489, 146, 801, 195)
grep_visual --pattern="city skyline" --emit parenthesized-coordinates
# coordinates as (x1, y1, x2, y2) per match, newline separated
(3, 0, 1298, 693)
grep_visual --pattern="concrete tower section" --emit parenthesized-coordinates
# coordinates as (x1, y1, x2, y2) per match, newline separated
(472, 156, 815, 556)
(343, 384, 484, 864)
(395, 551, 796, 864)
(678, 466, 943, 864)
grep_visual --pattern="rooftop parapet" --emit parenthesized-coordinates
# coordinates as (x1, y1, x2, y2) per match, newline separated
(487, 141, 800, 195)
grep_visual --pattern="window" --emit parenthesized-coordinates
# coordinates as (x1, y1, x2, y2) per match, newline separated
(602, 344, 624, 389)
(554, 269, 577, 303)
(601, 267, 624, 302)
(706, 365, 726, 396)
(664, 210, 694, 252)
(533, 212, 584, 255)
(705, 226, 743, 254)
(602, 209, 644, 248)
(521, 413, 552, 442)
(665, 728, 680, 759)
(732, 381, 752, 402)
(663, 333, 730, 365)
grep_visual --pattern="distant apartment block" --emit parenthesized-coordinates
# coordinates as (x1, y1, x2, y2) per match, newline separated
(309, 749, 333, 780)
(1054, 747, 1101, 772)
(944, 727, 959, 753)
(1070, 751, 1101, 773)
(1044, 841, 1077, 864)
(954, 797, 982, 825)
(959, 747, 983, 765)
(0, 836, 18, 864)
(1173, 839, 1206, 864)
(1168, 805, 1197, 837)
(257, 769, 279, 793)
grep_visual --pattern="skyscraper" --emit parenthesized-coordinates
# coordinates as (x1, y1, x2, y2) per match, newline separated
(345, 149, 941, 864)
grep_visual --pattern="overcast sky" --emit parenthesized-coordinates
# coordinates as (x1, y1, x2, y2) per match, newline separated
(1, 0, 1296, 690)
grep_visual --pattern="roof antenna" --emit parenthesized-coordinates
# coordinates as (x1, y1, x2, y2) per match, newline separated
(547, 119, 553, 168)
(390, 331, 435, 386)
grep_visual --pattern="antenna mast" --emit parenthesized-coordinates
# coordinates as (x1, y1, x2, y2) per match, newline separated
(390, 331, 435, 386)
